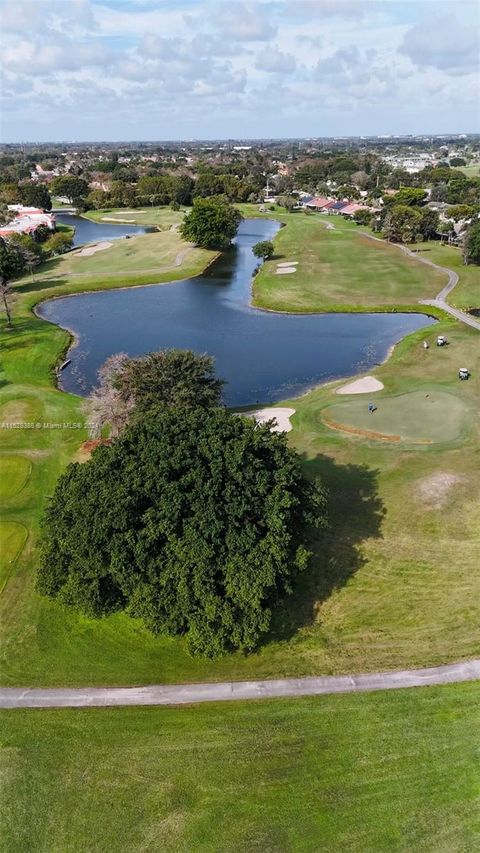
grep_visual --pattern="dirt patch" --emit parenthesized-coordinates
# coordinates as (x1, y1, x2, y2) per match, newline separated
(76, 438, 112, 462)
(416, 472, 467, 508)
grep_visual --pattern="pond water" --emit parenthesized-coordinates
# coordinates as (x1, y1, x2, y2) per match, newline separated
(56, 213, 146, 247)
(38, 218, 435, 406)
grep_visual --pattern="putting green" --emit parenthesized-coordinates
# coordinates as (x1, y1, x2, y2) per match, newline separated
(0, 521, 28, 590)
(324, 390, 470, 444)
(0, 455, 32, 500)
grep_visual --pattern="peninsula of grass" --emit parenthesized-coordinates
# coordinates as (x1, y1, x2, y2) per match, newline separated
(248, 209, 447, 313)
(2, 683, 479, 853)
(1, 210, 479, 687)
(411, 240, 480, 311)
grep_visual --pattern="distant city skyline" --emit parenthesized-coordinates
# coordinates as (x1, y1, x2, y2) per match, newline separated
(1, 0, 479, 143)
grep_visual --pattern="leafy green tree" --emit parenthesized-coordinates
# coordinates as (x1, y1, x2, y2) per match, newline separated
(43, 232, 73, 256)
(38, 408, 327, 656)
(19, 182, 52, 211)
(86, 349, 224, 436)
(418, 208, 439, 240)
(277, 195, 297, 212)
(464, 220, 480, 265)
(180, 197, 242, 250)
(447, 204, 476, 222)
(353, 209, 372, 226)
(392, 187, 427, 207)
(50, 176, 89, 202)
(0, 236, 26, 328)
(384, 205, 422, 243)
(252, 240, 274, 261)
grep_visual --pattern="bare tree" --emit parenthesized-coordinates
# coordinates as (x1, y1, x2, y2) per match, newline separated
(83, 353, 134, 438)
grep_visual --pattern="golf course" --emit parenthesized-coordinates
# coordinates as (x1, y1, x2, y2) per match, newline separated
(1, 205, 479, 850)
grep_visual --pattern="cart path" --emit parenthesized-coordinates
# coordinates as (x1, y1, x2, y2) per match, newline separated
(361, 232, 480, 330)
(1, 659, 479, 709)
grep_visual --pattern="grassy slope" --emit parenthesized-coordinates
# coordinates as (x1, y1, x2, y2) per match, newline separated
(2, 684, 479, 853)
(411, 241, 480, 311)
(1, 212, 479, 687)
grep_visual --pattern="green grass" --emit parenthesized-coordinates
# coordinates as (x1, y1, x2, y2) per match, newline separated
(83, 206, 187, 228)
(1, 213, 479, 687)
(324, 389, 471, 444)
(453, 164, 480, 177)
(19, 229, 215, 290)
(2, 684, 479, 852)
(411, 241, 480, 311)
(248, 211, 446, 312)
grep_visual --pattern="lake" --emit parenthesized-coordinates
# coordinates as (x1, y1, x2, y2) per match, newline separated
(38, 218, 436, 406)
(56, 213, 146, 247)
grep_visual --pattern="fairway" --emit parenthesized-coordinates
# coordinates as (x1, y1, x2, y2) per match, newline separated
(83, 206, 187, 227)
(249, 210, 446, 312)
(0, 522, 28, 590)
(0, 455, 32, 500)
(324, 390, 471, 444)
(2, 683, 479, 852)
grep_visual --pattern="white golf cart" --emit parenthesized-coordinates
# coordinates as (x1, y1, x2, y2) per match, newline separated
(436, 335, 448, 347)
(459, 368, 469, 381)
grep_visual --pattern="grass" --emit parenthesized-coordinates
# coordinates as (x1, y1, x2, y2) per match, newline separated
(410, 241, 480, 311)
(247, 210, 446, 313)
(1, 210, 479, 687)
(83, 206, 187, 228)
(2, 684, 479, 852)
(453, 164, 480, 177)
(18, 230, 215, 289)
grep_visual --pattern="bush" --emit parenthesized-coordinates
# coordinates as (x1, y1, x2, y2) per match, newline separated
(37, 408, 327, 657)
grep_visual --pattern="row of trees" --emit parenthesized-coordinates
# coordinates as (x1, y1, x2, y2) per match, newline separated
(38, 350, 327, 657)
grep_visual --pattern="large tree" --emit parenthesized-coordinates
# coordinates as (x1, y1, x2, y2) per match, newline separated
(0, 236, 25, 328)
(464, 220, 480, 265)
(19, 182, 52, 211)
(180, 197, 242, 250)
(37, 408, 326, 656)
(252, 240, 274, 261)
(384, 205, 422, 243)
(86, 349, 224, 436)
(50, 176, 89, 203)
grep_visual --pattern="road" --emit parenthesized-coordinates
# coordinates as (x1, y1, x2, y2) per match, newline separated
(1, 659, 479, 709)
(361, 232, 480, 330)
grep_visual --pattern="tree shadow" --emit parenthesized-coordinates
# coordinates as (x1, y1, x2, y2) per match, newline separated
(14, 276, 69, 295)
(267, 454, 385, 643)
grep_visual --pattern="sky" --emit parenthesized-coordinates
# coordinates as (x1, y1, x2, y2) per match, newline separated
(1, 0, 479, 142)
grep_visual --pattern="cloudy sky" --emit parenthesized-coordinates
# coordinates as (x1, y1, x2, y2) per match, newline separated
(1, 0, 478, 142)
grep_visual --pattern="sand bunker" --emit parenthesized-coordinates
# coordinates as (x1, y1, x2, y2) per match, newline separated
(277, 261, 298, 267)
(101, 217, 136, 223)
(77, 241, 113, 257)
(249, 407, 296, 433)
(336, 376, 384, 395)
(275, 267, 297, 275)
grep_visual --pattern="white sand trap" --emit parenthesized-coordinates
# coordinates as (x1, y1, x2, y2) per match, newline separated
(275, 266, 297, 275)
(277, 261, 298, 267)
(77, 241, 113, 257)
(250, 407, 296, 433)
(101, 217, 136, 223)
(336, 376, 384, 395)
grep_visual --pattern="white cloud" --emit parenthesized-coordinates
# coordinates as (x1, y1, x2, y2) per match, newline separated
(256, 46, 296, 73)
(209, 1, 277, 41)
(400, 14, 480, 75)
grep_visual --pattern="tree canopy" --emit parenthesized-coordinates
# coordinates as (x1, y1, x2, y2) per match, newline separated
(180, 196, 242, 249)
(252, 240, 274, 261)
(38, 408, 326, 657)
(465, 220, 480, 265)
(86, 349, 224, 436)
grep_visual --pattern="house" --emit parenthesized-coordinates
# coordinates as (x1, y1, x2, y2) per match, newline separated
(304, 196, 330, 211)
(0, 207, 56, 238)
(324, 200, 350, 214)
(340, 203, 369, 218)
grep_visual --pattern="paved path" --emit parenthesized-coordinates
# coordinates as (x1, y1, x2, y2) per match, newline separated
(1, 660, 479, 709)
(361, 232, 480, 331)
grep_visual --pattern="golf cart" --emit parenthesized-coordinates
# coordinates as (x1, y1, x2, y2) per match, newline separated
(459, 368, 469, 381)
(437, 335, 448, 347)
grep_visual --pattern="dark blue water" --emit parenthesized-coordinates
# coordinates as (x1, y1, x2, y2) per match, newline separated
(38, 218, 435, 405)
(56, 213, 146, 247)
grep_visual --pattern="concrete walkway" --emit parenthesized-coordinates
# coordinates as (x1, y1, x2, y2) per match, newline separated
(361, 232, 480, 331)
(1, 660, 479, 709)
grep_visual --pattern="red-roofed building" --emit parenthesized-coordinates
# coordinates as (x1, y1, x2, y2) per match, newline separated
(304, 196, 330, 210)
(340, 203, 369, 217)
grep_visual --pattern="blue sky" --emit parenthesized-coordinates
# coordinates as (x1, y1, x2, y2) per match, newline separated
(1, 0, 478, 142)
